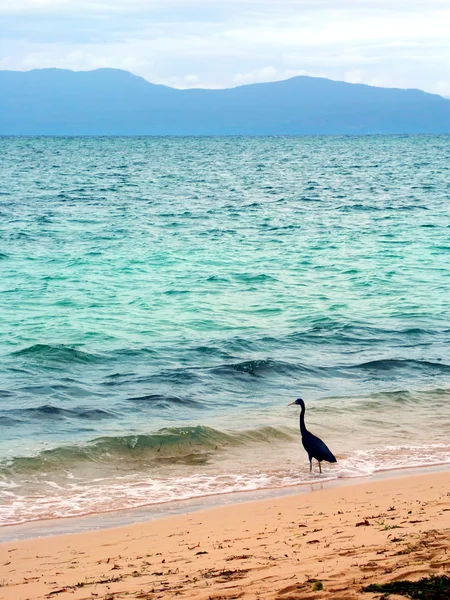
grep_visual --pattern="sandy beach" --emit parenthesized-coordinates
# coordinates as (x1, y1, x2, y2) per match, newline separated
(1, 470, 449, 600)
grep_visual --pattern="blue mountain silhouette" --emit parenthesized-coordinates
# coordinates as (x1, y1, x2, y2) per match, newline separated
(1, 68, 449, 135)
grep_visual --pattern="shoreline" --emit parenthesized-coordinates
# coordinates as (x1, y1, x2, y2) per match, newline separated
(1, 462, 448, 543)
(1, 469, 449, 600)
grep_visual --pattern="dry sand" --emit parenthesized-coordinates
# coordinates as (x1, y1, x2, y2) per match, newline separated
(1, 470, 449, 600)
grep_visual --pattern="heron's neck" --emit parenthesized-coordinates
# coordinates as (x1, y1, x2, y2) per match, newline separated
(299, 405, 307, 435)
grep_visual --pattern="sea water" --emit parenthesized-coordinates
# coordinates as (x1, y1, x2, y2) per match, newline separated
(1, 135, 449, 527)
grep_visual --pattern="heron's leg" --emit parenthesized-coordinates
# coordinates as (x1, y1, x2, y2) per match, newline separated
(309, 459, 312, 473)
(319, 461, 322, 474)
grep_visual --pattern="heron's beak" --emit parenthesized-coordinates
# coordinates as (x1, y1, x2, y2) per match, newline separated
(288, 402, 296, 406)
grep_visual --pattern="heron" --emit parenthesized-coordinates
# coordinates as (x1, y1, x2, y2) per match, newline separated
(288, 398, 337, 473)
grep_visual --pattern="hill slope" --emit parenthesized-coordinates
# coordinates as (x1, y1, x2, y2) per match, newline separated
(1, 68, 450, 135)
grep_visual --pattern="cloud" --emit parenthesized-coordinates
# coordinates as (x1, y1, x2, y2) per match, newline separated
(233, 66, 311, 86)
(0, 0, 449, 95)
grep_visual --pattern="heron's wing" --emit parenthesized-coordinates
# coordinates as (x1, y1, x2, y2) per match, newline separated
(304, 433, 337, 463)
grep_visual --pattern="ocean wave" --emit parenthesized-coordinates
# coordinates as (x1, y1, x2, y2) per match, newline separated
(208, 357, 450, 380)
(318, 388, 450, 412)
(0, 416, 22, 427)
(2, 440, 450, 528)
(209, 358, 308, 378)
(150, 367, 202, 384)
(292, 321, 445, 342)
(126, 393, 202, 407)
(351, 358, 450, 373)
(0, 425, 296, 475)
(6, 404, 116, 421)
(204, 275, 230, 283)
(232, 273, 278, 283)
(11, 344, 104, 365)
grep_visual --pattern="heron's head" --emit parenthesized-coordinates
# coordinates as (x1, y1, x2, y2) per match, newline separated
(288, 398, 305, 407)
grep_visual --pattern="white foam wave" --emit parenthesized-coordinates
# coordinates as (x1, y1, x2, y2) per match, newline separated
(1, 442, 450, 527)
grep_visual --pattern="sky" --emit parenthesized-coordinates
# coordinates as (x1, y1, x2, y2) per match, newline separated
(1, 0, 450, 95)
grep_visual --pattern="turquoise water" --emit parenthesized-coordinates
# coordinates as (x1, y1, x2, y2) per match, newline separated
(1, 135, 450, 527)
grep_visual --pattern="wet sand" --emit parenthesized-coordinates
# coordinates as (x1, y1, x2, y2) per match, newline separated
(1, 470, 449, 600)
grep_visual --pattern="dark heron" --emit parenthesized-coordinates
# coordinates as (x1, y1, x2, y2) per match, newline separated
(288, 398, 337, 473)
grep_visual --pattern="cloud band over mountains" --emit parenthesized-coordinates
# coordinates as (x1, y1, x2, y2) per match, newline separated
(1, 0, 449, 95)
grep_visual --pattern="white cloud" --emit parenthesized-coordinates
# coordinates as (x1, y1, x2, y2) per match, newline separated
(234, 66, 277, 85)
(0, 0, 449, 95)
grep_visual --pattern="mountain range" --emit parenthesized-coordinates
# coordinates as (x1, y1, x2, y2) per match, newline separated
(1, 68, 450, 135)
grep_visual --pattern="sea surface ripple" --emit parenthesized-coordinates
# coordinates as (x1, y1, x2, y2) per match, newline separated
(1, 135, 450, 526)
